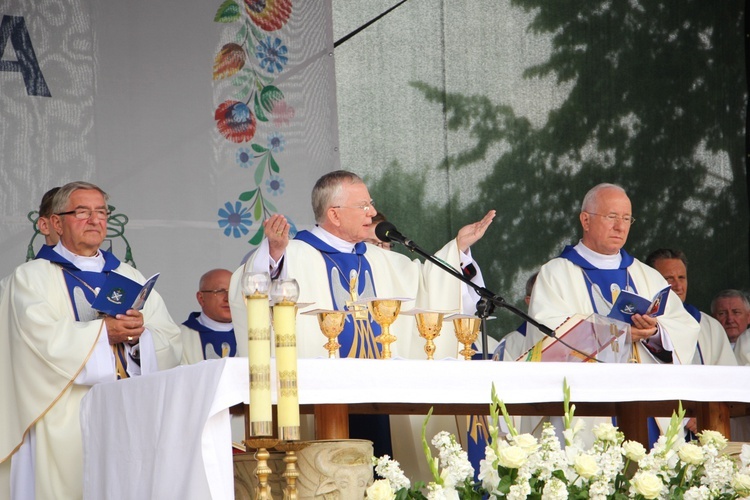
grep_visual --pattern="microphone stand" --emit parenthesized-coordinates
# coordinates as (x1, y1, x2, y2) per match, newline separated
(394, 239, 599, 362)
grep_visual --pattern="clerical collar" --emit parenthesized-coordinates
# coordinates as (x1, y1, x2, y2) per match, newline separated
(197, 312, 234, 332)
(574, 241, 621, 270)
(54, 242, 104, 273)
(311, 225, 357, 254)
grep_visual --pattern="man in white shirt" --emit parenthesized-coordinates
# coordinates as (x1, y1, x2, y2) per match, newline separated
(711, 289, 750, 366)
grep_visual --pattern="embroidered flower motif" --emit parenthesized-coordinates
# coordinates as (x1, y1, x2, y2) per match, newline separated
(244, 0, 292, 32)
(218, 201, 252, 238)
(256, 36, 288, 74)
(236, 147, 253, 168)
(215, 100, 256, 143)
(267, 132, 285, 153)
(265, 175, 284, 196)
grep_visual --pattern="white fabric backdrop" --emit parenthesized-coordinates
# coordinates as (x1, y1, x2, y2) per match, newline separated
(0, 0, 338, 323)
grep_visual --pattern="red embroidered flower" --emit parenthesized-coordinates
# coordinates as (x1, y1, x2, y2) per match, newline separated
(215, 100, 256, 143)
(244, 0, 292, 32)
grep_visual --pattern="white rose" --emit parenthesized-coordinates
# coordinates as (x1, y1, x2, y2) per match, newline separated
(677, 443, 704, 465)
(497, 445, 528, 469)
(741, 443, 750, 468)
(592, 422, 618, 442)
(574, 454, 600, 479)
(622, 440, 647, 461)
(698, 430, 728, 450)
(732, 472, 750, 495)
(512, 433, 539, 453)
(366, 479, 396, 500)
(632, 471, 663, 499)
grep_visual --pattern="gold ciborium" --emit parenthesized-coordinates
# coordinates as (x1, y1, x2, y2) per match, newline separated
(368, 299, 402, 359)
(451, 315, 481, 360)
(415, 312, 445, 360)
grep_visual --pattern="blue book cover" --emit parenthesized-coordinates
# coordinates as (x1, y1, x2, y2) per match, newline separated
(607, 285, 670, 324)
(91, 272, 160, 316)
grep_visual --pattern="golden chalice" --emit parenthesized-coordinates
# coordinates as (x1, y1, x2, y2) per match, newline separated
(415, 312, 445, 360)
(368, 299, 402, 359)
(317, 311, 347, 358)
(452, 316, 481, 360)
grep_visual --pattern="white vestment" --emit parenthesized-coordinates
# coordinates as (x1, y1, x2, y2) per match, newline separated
(694, 312, 737, 366)
(526, 256, 699, 364)
(733, 329, 750, 366)
(0, 258, 182, 500)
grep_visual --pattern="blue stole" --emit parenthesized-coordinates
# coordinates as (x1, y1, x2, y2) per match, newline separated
(559, 245, 638, 312)
(182, 311, 237, 359)
(35, 245, 122, 320)
(294, 230, 382, 358)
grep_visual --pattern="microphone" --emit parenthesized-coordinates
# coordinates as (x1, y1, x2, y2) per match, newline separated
(374, 221, 415, 249)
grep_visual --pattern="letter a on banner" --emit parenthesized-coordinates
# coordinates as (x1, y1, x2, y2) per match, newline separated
(0, 15, 51, 97)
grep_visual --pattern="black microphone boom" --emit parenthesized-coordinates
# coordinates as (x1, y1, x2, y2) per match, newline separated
(374, 221, 414, 249)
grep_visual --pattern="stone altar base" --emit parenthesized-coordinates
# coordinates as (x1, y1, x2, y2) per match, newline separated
(234, 439, 374, 499)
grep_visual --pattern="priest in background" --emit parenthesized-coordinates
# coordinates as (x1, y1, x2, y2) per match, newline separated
(0, 181, 182, 500)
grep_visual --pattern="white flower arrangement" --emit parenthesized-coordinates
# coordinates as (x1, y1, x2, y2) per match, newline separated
(367, 380, 750, 499)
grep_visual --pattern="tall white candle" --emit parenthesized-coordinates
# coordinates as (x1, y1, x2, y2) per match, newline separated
(273, 301, 300, 440)
(247, 291, 272, 437)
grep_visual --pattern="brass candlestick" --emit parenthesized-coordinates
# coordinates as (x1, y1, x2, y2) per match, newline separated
(368, 299, 402, 359)
(274, 441, 310, 500)
(246, 438, 281, 500)
(415, 312, 445, 360)
(452, 316, 481, 360)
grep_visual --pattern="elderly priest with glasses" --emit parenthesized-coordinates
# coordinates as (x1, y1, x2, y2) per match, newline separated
(0, 181, 182, 500)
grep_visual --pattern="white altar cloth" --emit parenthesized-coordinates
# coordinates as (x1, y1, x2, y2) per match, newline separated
(80, 358, 247, 500)
(295, 358, 750, 406)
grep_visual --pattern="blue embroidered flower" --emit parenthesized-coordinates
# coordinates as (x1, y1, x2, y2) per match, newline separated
(265, 175, 285, 196)
(256, 36, 288, 74)
(218, 201, 252, 238)
(236, 147, 253, 168)
(267, 132, 285, 153)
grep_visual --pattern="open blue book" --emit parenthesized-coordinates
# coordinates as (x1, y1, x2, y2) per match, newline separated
(607, 285, 671, 324)
(91, 272, 160, 316)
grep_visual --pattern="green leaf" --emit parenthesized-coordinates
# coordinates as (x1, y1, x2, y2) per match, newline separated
(269, 154, 280, 173)
(254, 157, 267, 185)
(251, 143, 268, 153)
(214, 0, 240, 23)
(235, 24, 247, 43)
(253, 197, 262, 220)
(248, 227, 264, 245)
(253, 93, 268, 122)
(260, 85, 284, 113)
(265, 199, 277, 213)
(238, 189, 257, 202)
(249, 24, 265, 44)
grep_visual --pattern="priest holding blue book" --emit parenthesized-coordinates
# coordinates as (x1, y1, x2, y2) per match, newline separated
(0, 181, 182, 500)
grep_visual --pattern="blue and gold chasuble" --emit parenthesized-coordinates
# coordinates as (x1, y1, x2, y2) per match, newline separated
(182, 311, 237, 359)
(294, 230, 383, 359)
(560, 245, 638, 312)
(36, 245, 131, 379)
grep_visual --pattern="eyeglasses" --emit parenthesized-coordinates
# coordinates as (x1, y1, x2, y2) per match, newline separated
(200, 289, 229, 297)
(585, 212, 636, 225)
(56, 208, 111, 220)
(331, 200, 375, 213)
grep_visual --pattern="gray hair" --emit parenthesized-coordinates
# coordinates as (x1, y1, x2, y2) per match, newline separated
(311, 170, 363, 223)
(580, 183, 626, 213)
(711, 289, 750, 315)
(51, 181, 109, 214)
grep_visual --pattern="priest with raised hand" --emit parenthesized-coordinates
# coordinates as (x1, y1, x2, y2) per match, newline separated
(0, 181, 182, 500)
(228, 169, 495, 478)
